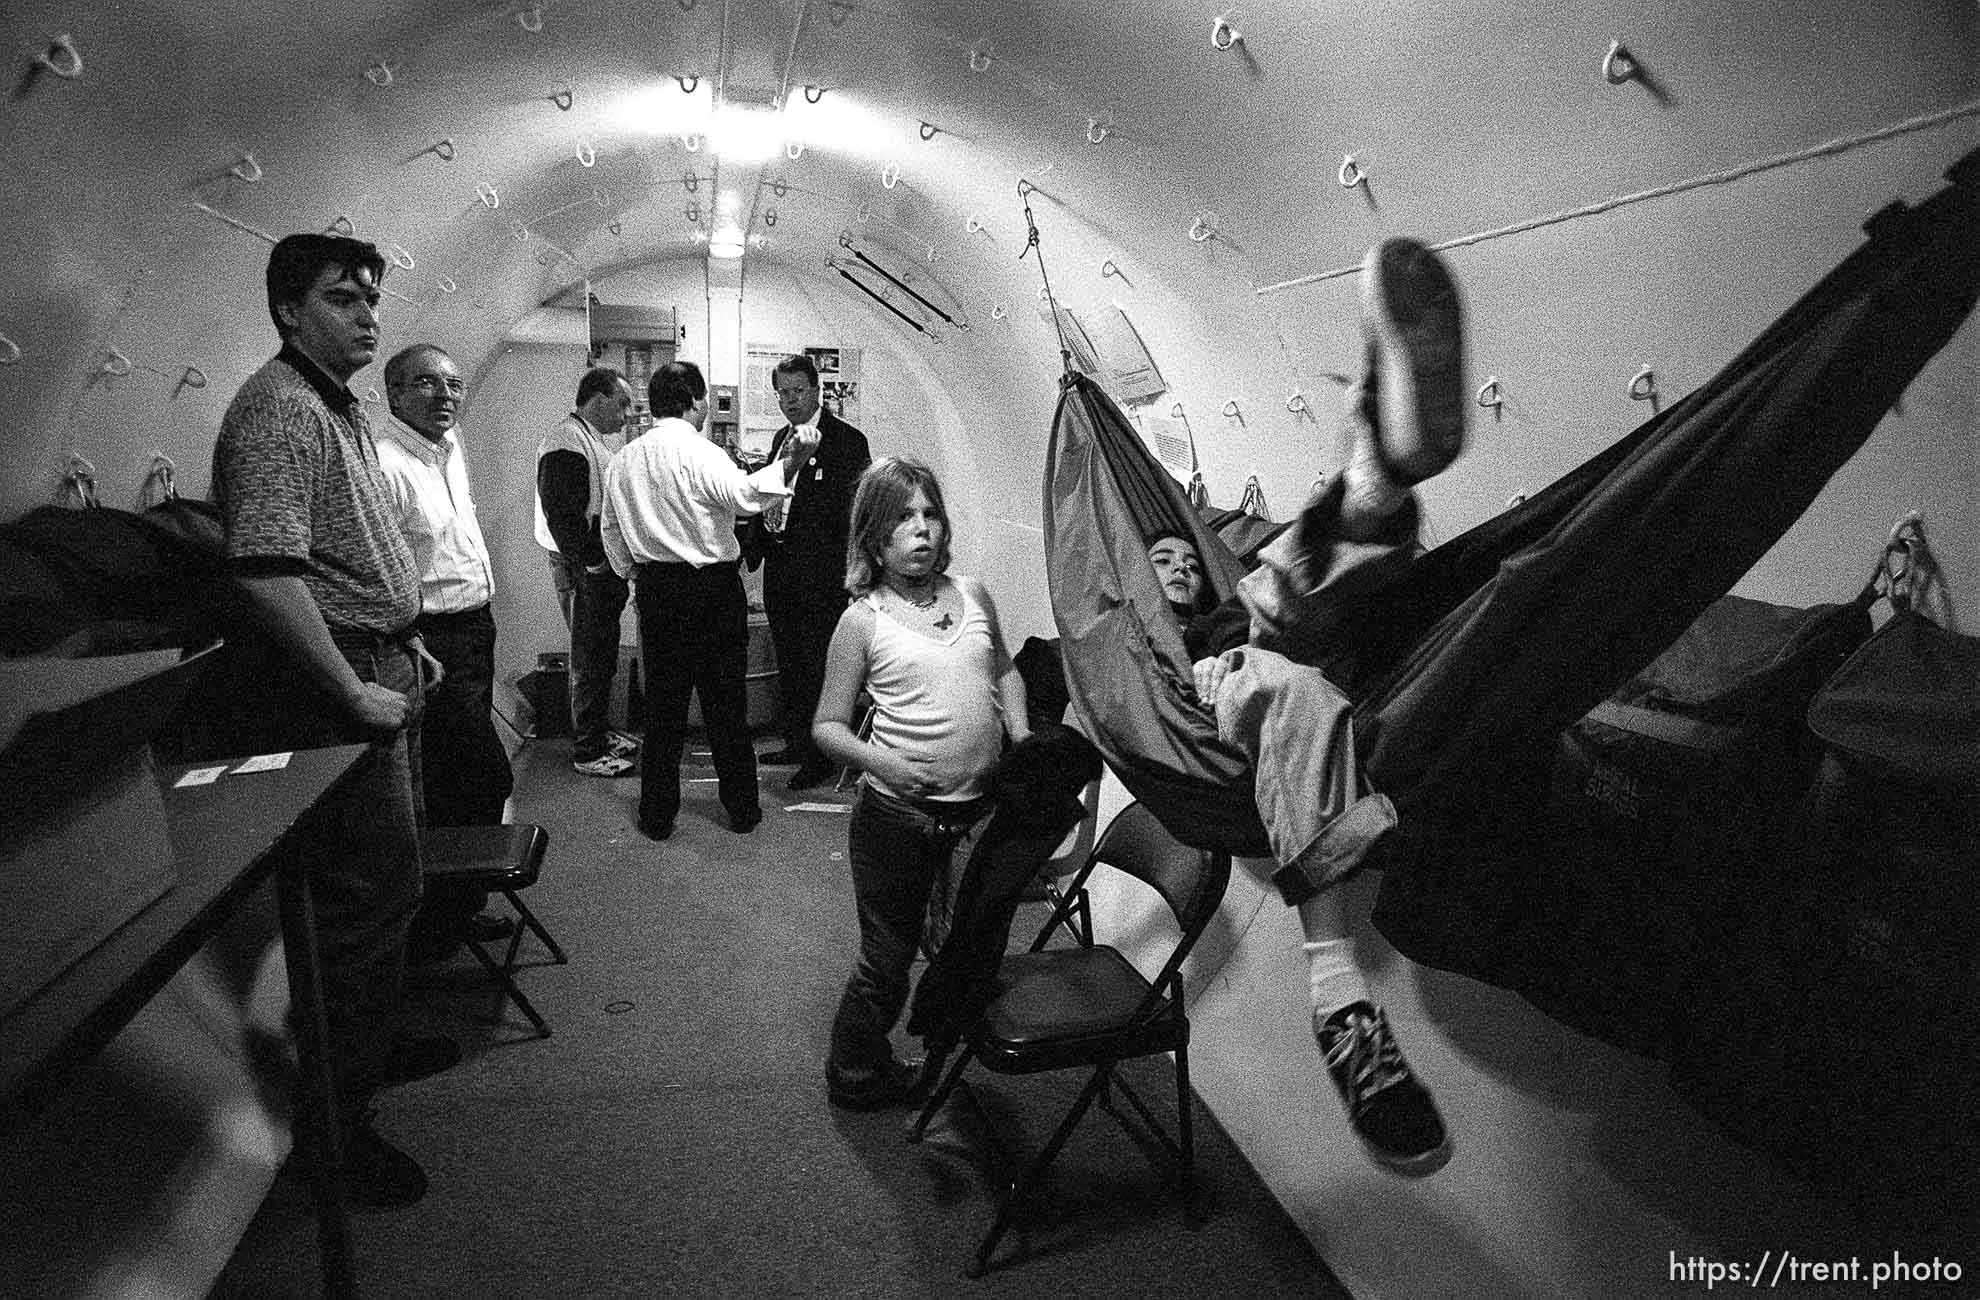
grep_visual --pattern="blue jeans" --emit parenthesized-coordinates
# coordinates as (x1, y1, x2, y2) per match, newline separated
(827, 784, 988, 1093)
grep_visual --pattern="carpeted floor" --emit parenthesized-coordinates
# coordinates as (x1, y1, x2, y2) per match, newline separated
(215, 738, 1348, 1298)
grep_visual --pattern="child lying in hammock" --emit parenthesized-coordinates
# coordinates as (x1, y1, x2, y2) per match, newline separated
(1146, 237, 1469, 1176)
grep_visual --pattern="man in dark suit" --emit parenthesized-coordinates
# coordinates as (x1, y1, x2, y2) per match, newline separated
(747, 354, 871, 790)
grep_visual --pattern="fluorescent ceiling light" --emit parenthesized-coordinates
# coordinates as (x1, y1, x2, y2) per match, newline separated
(708, 230, 746, 259)
(707, 103, 785, 163)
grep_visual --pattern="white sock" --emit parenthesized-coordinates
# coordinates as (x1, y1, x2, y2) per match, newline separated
(1340, 435, 1407, 539)
(1303, 937, 1370, 1023)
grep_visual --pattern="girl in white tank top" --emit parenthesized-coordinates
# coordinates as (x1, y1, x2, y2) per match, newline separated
(810, 458, 1031, 1109)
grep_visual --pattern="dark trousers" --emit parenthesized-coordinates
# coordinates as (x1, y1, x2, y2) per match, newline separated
(634, 559, 759, 831)
(415, 604, 512, 826)
(284, 636, 425, 1125)
(764, 564, 841, 767)
(828, 785, 989, 1092)
(410, 604, 512, 945)
(570, 564, 629, 762)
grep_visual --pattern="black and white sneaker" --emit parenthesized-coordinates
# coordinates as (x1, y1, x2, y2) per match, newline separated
(1360, 237, 1467, 486)
(1316, 1000, 1451, 1176)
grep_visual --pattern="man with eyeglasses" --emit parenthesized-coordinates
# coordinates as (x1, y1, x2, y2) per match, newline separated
(378, 345, 515, 958)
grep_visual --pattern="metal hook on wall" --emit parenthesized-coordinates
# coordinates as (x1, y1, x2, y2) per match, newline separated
(682, 134, 703, 153)
(786, 139, 805, 161)
(763, 208, 778, 227)
(99, 349, 134, 378)
(1477, 375, 1505, 420)
(1628, 364, 1660, 412)
(804, 84, 824, 104)
(1286, 391, 1310, 417)
(1189, 212, 1218, 243)
(229, 154, 263, 184)
(549, 86, 573, 111)
(326, 213, 356, 236)
(576, 138, 596, 167)
(881, 162, 901, 190)
(477, 183, 500, 209)
(918, 121, 939, 141)
(683, 171, 700, 193)
(385, 243, 416, 270)
(677, 75, 699, 94)
(65, 453, 100, 508)
(515, 6, 543, 32)
(1337, 154, 1367, 189)
(425, 138, 456, 161)
(968, 49, 993, 73)
(1086, 117, 1111, 144)
(1170, 401, 1186, 419)
(147, 453, 180, 500)
(172, 366, 207, 399)
(1211, 11, 1242, 51)
(1602, 40, 1639, 85)
(37, 33, 84, 80)
(1222, 399, 1243, 423)
(991, 303, 1008, 321)
(438, 274, 459, 292)
(364, 58, 394, 87)
(0, 333, 20, 365)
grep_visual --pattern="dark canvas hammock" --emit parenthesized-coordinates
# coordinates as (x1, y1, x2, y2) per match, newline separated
(1043, 149, 1980, 862)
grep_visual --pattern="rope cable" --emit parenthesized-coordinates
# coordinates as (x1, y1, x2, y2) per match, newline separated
(1256, 98, 1980, 294)
(1018, 181, 1073, 376)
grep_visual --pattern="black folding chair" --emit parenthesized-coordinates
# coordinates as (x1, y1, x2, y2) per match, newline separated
(420, 824, 564, 1039)
(906, 801, 1232, 1278)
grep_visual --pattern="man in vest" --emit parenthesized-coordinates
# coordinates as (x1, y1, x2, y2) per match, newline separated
(535, 367, 641, 776)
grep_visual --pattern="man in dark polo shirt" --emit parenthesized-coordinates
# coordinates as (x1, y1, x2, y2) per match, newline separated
(208, 233, 456, 1208)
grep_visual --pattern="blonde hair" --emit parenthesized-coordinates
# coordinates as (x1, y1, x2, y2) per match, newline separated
(844, 457, 952, 595)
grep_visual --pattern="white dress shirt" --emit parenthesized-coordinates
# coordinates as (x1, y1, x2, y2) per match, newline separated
(374, 412, 496, 613)
(601, 417, 793, 574)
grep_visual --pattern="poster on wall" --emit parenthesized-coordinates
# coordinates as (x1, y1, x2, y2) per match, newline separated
(742, 343, 863, 459)
(1088, 306, 1167, 404)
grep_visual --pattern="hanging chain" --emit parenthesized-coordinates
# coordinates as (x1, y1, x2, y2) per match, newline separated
(1017, 180, 1074, 378)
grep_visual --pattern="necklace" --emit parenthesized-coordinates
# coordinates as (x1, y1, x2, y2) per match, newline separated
(889, 580, 938, 609)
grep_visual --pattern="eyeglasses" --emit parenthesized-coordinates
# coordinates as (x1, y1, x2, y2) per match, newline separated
(409, 375, 466, 396)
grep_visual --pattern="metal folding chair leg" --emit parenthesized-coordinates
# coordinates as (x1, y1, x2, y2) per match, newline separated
(462, 934, 551, 1038)
(968, 1061, 1121, 1279)
(506, 890, 568, 965)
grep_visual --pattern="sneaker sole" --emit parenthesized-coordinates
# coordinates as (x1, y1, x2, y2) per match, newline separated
(1361, 1131, 1454, 1178)
(1361, 237, 1466, 484)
